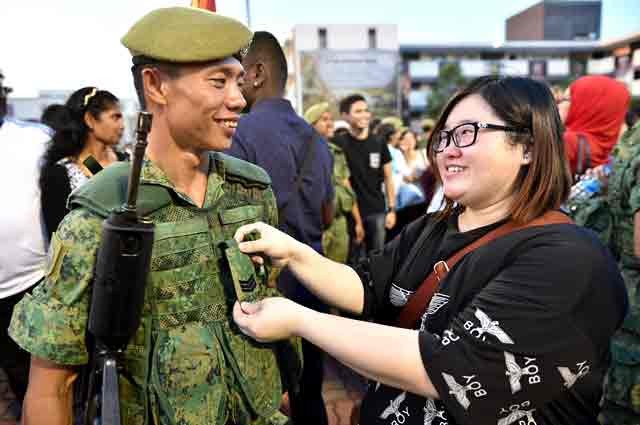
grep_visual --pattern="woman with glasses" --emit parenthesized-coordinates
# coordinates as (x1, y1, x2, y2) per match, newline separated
(231, 76, 627, 425)
(39, 87, 126, 241)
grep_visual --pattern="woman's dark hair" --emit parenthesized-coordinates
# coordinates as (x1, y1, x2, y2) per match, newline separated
(39, 87, 119, 189)
(427, 76, 571, 224)
(40, 104, 68, 132)
(376, 123, 396, 144)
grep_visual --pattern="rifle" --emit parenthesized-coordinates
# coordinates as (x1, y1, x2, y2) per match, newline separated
(83, 112, 155, 425)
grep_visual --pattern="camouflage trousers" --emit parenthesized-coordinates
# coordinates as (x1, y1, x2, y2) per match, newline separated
(601, 259, 640, 425)
(322, 215, 349, 264)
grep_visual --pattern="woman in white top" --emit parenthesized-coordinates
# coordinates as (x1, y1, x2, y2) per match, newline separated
(396, 129, 428, 209)
(39, 87, 125, 240)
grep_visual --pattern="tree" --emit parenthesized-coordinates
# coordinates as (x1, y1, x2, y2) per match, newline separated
(426, 62, 466, 119)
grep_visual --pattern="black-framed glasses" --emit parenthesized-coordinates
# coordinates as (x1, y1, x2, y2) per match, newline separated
(433, 122, 531, 153)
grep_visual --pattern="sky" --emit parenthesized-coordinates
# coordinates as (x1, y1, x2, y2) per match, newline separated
(2, 0, 639, 99)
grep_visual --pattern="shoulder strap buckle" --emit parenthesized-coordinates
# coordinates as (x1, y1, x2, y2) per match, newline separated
(433, 260, 450, 282)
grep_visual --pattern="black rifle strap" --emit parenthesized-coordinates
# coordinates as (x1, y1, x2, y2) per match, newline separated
(277, 131, 317, 231)
(83, 156, 103, 175)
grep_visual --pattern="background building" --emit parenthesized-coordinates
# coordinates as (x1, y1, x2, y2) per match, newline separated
(399, 0, 639, 124)
(506, 0, 602, 41)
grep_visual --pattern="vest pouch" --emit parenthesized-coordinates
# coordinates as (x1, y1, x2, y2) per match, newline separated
(219, 205, 263, 239)
(151, 323, 227, 425)
(606, 330, 640, 414)
(213, 322, 282, 419)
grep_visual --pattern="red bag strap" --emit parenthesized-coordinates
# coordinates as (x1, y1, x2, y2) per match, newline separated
(395, 211, 573, 328)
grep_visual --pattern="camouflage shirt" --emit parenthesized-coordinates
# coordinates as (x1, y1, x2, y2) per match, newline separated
(9, 155, 288, 425)
(328, 142, 356, 216)
(608, 124, 640, 258)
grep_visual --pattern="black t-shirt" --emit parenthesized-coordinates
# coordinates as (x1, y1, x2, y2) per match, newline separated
(333, 132, 391, 217)
(357, 212, 628, 425)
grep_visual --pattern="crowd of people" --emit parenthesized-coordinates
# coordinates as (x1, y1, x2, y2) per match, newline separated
(0, 5, 639, 425)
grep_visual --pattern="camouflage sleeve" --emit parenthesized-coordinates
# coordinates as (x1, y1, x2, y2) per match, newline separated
(334, 151, 351, 183)
(627, 144, 640, 214)
(9, 208, 103, 365)
(262, 186, 278, 228)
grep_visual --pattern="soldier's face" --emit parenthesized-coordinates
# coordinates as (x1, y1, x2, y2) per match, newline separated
(313, 111, 334, 139)
(162, 57, 246, 152)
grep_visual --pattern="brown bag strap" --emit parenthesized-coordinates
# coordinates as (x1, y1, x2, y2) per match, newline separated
(395, 211, 573, 328)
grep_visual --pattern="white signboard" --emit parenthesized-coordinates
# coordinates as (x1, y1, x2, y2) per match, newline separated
(459, 60, 490, 78)
(547, 59, 570, 76)
(500, 60, 529, 76)
(409, 60, 439, 79)
(587, 57, 615, 74)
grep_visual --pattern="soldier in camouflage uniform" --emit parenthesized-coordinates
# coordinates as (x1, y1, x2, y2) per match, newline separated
(9, 7, 293, 425)
(304, 102, 364, 263)
(600, 122, 640, 425)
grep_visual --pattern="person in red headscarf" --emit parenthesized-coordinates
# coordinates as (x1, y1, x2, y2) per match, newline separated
(560, 75, 630, 176)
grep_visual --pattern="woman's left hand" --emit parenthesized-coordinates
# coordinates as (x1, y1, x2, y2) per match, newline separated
(233, 297, 303, 342)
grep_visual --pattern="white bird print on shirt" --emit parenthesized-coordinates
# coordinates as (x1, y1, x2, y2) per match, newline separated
(380, 392, 407, 420)
(423, 398, 446, 425)
(557, 365, 589, 389)
(441, 373, 474, 410)
(504, 352, 539, 394)
(497, 408, 537, 425)
(472, 308, 515, 344)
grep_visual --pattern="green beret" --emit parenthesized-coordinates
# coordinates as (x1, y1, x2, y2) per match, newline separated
(304, 102, 330, 124)
(122, 7, 252, 63)
(381, 116, 403, 131)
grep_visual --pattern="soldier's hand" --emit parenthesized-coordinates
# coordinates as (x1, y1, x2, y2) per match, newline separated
(234, 222, 302, 268)
(233, 298, 301, 342)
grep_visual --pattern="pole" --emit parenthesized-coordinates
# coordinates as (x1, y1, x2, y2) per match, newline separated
(245, 0, 251, 28)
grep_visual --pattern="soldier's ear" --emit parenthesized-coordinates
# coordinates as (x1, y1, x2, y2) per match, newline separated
(142, 68, 168, 106)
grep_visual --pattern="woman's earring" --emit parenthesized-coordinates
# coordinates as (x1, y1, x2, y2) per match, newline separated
(253, 82, 259, 87)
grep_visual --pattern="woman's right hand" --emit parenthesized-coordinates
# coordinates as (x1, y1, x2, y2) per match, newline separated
(234, 222, 302, 268)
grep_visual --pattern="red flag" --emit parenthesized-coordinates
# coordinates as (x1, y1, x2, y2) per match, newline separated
(191, 0, 216, 11)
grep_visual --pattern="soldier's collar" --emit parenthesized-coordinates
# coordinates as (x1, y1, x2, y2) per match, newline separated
(140, 156, 176, 190)
(140, 154, 223, 208)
